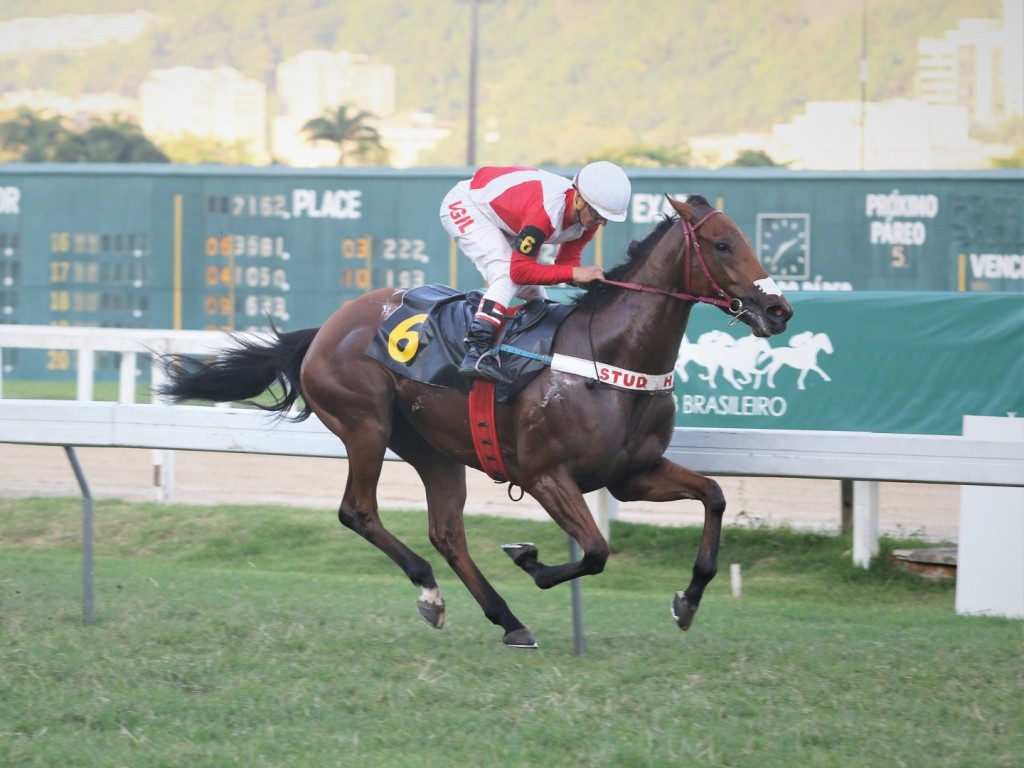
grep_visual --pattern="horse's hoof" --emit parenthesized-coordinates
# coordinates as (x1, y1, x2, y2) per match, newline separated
(501, 542, 538, 567)
(502, 628, 539, 649)
(417, 596, 446, 629)
(671, 591, 698, 631)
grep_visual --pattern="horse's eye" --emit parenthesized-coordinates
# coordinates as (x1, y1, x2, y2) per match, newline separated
(714, 242, 730, 255)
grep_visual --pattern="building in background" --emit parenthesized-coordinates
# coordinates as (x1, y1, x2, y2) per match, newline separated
(915, 0, 1023, 126)
(272, 50, 394, 166)
(770, 99, 1013, 170)
(701, 0, 1022, 171)
(139, 67, 268, 162)
(276, 50, 395, 121)
(272, 50, 449, 168)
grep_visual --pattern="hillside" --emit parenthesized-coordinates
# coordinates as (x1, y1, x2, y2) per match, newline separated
(0, 0, 1002, 165)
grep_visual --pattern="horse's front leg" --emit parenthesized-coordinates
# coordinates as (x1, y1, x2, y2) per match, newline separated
(504, 469, 610, 590)
(609, 458, 726, 631)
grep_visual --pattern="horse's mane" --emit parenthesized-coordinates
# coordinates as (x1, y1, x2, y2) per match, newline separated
(570, 215, 676, 309)
(571, 195, 715, 310)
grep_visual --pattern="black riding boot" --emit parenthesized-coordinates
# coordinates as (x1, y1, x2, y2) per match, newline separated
(458, 318, 515, 386)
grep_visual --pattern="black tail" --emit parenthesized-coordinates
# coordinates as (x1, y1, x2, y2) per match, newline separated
(158, 326, 320, 421)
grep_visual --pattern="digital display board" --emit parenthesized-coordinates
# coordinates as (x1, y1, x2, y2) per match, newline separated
(0, 165, 1020, 382)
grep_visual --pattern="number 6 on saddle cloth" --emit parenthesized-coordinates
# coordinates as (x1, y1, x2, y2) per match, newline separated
(365, 283, 575, 403)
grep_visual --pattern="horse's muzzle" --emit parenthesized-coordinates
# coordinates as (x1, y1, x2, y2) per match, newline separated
(744, 297, 794, 337)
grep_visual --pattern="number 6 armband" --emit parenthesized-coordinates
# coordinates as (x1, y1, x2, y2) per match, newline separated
(513, 226, 548, 260)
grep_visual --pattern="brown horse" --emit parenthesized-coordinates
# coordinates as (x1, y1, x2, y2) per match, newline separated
(160, 195, 793, 648)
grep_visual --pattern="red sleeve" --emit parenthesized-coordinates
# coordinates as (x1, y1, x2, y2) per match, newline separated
(510, 251, 575, 285)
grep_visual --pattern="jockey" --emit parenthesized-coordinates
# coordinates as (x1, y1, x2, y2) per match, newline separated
(440, 161, 632, 386)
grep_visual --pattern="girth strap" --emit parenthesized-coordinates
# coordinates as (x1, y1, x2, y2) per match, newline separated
(468, 380, 512, 483)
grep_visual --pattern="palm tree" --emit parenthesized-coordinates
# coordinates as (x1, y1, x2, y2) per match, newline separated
(301, 104, 388, 166)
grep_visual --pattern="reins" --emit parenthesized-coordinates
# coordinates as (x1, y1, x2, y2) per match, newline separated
(597, 210, 746, 317)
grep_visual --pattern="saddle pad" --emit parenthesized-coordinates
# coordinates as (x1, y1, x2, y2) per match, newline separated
(364, 283, 576, 402)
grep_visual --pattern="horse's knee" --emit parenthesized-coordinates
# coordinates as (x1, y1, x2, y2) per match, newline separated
(692, 557, 718, 582)
(338, 504, 374, 536)
(702, 478, 726, 516)
(338, 506, 355, 529)
(428, 527, 453, 556)
(582, 540, 609, 575)
(338, 505, 359, 530)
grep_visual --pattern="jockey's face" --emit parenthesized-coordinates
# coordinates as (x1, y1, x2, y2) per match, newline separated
(579, 201, 607, 229)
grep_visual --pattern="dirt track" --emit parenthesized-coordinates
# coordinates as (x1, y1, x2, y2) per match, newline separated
(0, 443, 960, 541)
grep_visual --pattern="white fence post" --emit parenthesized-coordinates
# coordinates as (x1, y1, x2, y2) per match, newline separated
(76, 349, 95, 402)
(118, 351, 137, 404)
(957, 416, 1024, 619)
(852, 480, 880, 568)
(585, 489, 617, 544)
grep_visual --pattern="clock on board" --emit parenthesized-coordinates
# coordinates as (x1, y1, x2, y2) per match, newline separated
(756, 214, 810, 279)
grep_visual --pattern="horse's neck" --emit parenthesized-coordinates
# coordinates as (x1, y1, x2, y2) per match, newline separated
(589, 225, 694, 371)
(590, 294, 694, 372)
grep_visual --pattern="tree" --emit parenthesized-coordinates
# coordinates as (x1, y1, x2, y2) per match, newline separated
(585, 144, 691, 168)
(301, 104, 388, 166)
(0, 110, 168, 163)
(0, 108, 71, 162)
(727, 149, 785, 167)
(53, 116, 169, 163)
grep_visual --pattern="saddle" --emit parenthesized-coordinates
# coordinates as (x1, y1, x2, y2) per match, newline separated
(365, 284, 576, 403)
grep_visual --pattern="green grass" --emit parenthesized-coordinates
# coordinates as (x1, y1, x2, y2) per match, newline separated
(2, 497, 1021, 768)
(1, 378, 281, 409)
(0, 379, 154, 402)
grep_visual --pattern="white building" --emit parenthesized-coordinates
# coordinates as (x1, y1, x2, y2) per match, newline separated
(272, 50, 396, 166)
(139, 67, 268, 162)
(272, 49, 449, 167)
(276, 50, 395, 121)
(378, 113, 453, 169)
(771, 99, 1010, 170)
(915, 0, 1024, 126)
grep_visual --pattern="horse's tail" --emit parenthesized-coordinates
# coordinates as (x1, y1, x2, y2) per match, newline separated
(158, 326, 320, 421)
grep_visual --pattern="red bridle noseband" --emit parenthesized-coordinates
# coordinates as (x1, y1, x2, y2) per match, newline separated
(598, 210, 745, 315)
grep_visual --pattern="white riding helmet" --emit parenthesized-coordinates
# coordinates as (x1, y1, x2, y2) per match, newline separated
(573, 161, 631, 222)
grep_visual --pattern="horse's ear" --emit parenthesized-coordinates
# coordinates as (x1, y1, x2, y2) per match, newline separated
(666, 195, 696, 221)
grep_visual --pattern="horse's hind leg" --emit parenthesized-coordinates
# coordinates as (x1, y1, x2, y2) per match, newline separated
(609, 459, 726, 632)
(391, 421, 537, 648)
(308, 398, 445, 629)
(337, 456, 446, 630)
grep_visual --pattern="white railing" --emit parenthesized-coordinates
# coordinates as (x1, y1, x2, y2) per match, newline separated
(0, 325, 266, 403)
(2, 325, 1022, 572)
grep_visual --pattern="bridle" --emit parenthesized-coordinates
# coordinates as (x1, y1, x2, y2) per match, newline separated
(597, 210, 746, 317)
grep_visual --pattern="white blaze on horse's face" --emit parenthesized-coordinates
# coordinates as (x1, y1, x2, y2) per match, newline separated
(754, 277, 783, 296)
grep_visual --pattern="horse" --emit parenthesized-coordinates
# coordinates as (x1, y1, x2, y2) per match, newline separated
(159, 195, 793, 648)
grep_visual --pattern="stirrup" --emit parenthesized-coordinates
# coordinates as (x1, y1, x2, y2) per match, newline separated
(458, 349, 484, 378)
(474, 351, 514, 386)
